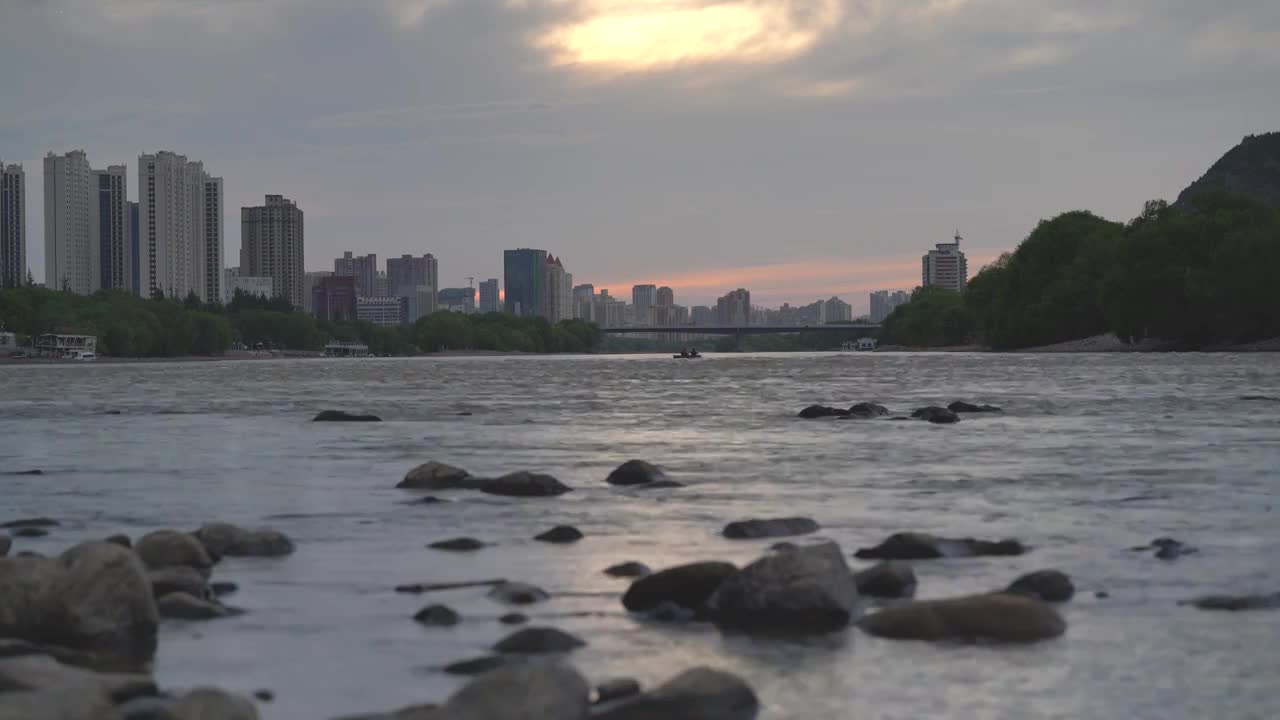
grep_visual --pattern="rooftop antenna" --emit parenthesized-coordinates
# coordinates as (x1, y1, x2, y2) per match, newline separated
(954, 229, 962, 245)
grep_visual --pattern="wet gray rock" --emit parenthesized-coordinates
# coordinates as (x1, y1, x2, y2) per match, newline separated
(157, 592, 241, 620)
(846, 402, 890, 418)
(135, 531, 214, 574)
(8, 469, 44, 476)
(313, 410, 381, 422)
(911, 406, 960, 424)
(12, 527, 48, 538)
(947, 401, 1002, 413)
(1006, 570, 1075, 603)
(397, 461, 474, 490)
(798, 405, 848, 419)
(209, 582, 238, 597)
(147, 566, 209, 600)
(334, 702, 439, 720)
(594, 678, 642, 705)
(444, 655, 509, 676)
(621, 562, 738, 614)
(855, 532, 1026, 560)
(192, 523, 294, 558)
(606, 460, 669, 486)
(854, 561, 918, 599)
(721, 517, 819, 540)
(0, 518, 59, 529)
(403, 496, 449, 505)
(0, 654, 156, 720)
(478, 471, 573, 497)
(499, 613, 529, 625)
(1181, 592, 1280, 611)
(710, 541, 861, 631)
(253, 689, 274, 702)
(0, 541, 158, 667)
(1129, 537, 1198, 560)
(0, 536, 10, 557)
(858, 592, 1066, 643)
(444, 660, 589, 719)
(428, 537, 486, 552)
(413, 604, 460, 626)
(493, 627, 586, 654)
(104, 535, 132, 549)
(593, 667, 758, 720)
(535, 525, 583, 544)
(603, 561, 650, 578)
(166, 688, 260, 720)
(487, 581, 550, 605)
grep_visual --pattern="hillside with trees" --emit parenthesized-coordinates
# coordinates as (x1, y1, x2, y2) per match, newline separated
(880, 133, 1280, 350)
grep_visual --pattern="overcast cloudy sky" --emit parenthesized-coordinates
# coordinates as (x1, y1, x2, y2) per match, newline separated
(2, 0, 1277, 310)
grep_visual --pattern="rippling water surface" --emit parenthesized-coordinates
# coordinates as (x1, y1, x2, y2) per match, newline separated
(3, 353, 1280, 719)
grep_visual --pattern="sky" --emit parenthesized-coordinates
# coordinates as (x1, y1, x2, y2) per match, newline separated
(2, 0, 1277, 313)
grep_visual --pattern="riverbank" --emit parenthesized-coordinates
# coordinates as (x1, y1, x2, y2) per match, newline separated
(878, 333, 1280, 353)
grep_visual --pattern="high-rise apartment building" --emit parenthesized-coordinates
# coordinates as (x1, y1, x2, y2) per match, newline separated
(478, 278, 499, 313)
(333, 251, 378, 296)
(716, 288, 751, 326)
(690, 306, 715, 326)
(870, 289, 911, 323)
(0, 161, 24, 288)
(631, 284, 657, 326)
(386, 254, 437, 299)
(137, 151, 222, 302)
(543, 254, 572, 323)
(594, 289, 625, 327)
(90, 166, 130, 293)
(572, 284, 595, 321)
(922, 232, 968, 292)
(128, 202, 140, 295)
(822, 296, 852, 323)
(504, 248, 546, 316)
(656, 286, 674, 307)
(44, 151, 93, 294)
(241, 194, 305, 308)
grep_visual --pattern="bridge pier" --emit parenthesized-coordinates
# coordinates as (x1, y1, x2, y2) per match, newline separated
(735, 331, 746, 352)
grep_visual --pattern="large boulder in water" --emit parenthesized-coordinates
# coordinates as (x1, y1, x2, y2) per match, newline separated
(858, 592, 1066, 643)
(621, 562, 737, 615)
(606, 460, 669, 486)
(534, 525, 583, 543)
(911, 406, 959, 424)
(398, 461, 475, 490)
(313, 410, 381, 422)
(443, 660, 589, 720)
(855, 532, 1026, 560)
(709, 541, 861, 631)
(165, 688, 261, 720)
(478, 472, 572, 497)
(604, 561, 650, 578)
(492, 627, 586, 654)
(846, 402, 889, 419)
(192, 523, 294, 558)
(593, 667, 759, 720)
(948, 401, 1002, 413)
(722, 517, 819, 540)
(134, 530, 214, 574)
(798, 405, 848, 419)
(0, 654, 156, 720)
(146, 566, 210, 599)
(157, 592, 242, 620)
(1006, 570, 1074, 602)
(487, 581, 550, 605)
(0, 541, 158, 668)
(854, 561, 917, 599)
(0, 536, 10, 557)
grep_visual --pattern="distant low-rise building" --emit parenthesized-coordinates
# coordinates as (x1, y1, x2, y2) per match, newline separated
(312, 275, 357, 322)
(690, 306, 714, 326)
(357, 296, 405, 326)
(402, 286, 437, 322)
(230, 275, 273, 300)
(438, 287, 475, 313)
(303, 271, 332, 314)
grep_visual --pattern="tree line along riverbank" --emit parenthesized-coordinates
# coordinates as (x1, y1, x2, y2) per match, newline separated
(881, 133, 1280, 351)
(0, 288, 604, 358)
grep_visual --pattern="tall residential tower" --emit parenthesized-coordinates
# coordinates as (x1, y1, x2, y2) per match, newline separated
(504, 248, 546, 316)
(0, 161, 24, 288)
(44, 150, 93, 293)
(137, 151, 223, 302)
(241, 195, 305, 308)
(922, 232, 968, 292)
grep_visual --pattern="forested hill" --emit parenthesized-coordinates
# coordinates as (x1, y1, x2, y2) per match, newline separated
(1176, 132, 1280, 210)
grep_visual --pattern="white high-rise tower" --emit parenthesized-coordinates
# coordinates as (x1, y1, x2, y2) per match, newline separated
(138, 151, 223, 302)
(44, 150, 93, 294)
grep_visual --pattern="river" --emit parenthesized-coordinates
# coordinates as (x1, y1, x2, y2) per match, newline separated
(2, 352, 1279, 719)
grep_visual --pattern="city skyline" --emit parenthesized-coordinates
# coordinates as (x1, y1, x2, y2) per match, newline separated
(5, 2, 1270, 313)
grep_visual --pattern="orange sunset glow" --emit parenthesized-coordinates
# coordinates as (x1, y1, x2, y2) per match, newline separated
(591, 250, 1002, 310)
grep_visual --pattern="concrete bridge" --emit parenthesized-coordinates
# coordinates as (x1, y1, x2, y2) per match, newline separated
(600, 323, 880, 351)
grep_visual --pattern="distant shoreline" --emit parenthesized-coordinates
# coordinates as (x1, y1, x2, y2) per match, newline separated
(878, 334, 1280, 353)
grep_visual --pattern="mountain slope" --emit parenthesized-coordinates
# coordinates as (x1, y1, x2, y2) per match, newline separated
(1176, 132, 1280, 209)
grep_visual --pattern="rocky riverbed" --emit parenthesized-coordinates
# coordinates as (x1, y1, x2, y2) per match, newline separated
(3, 353, 1279, 718)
